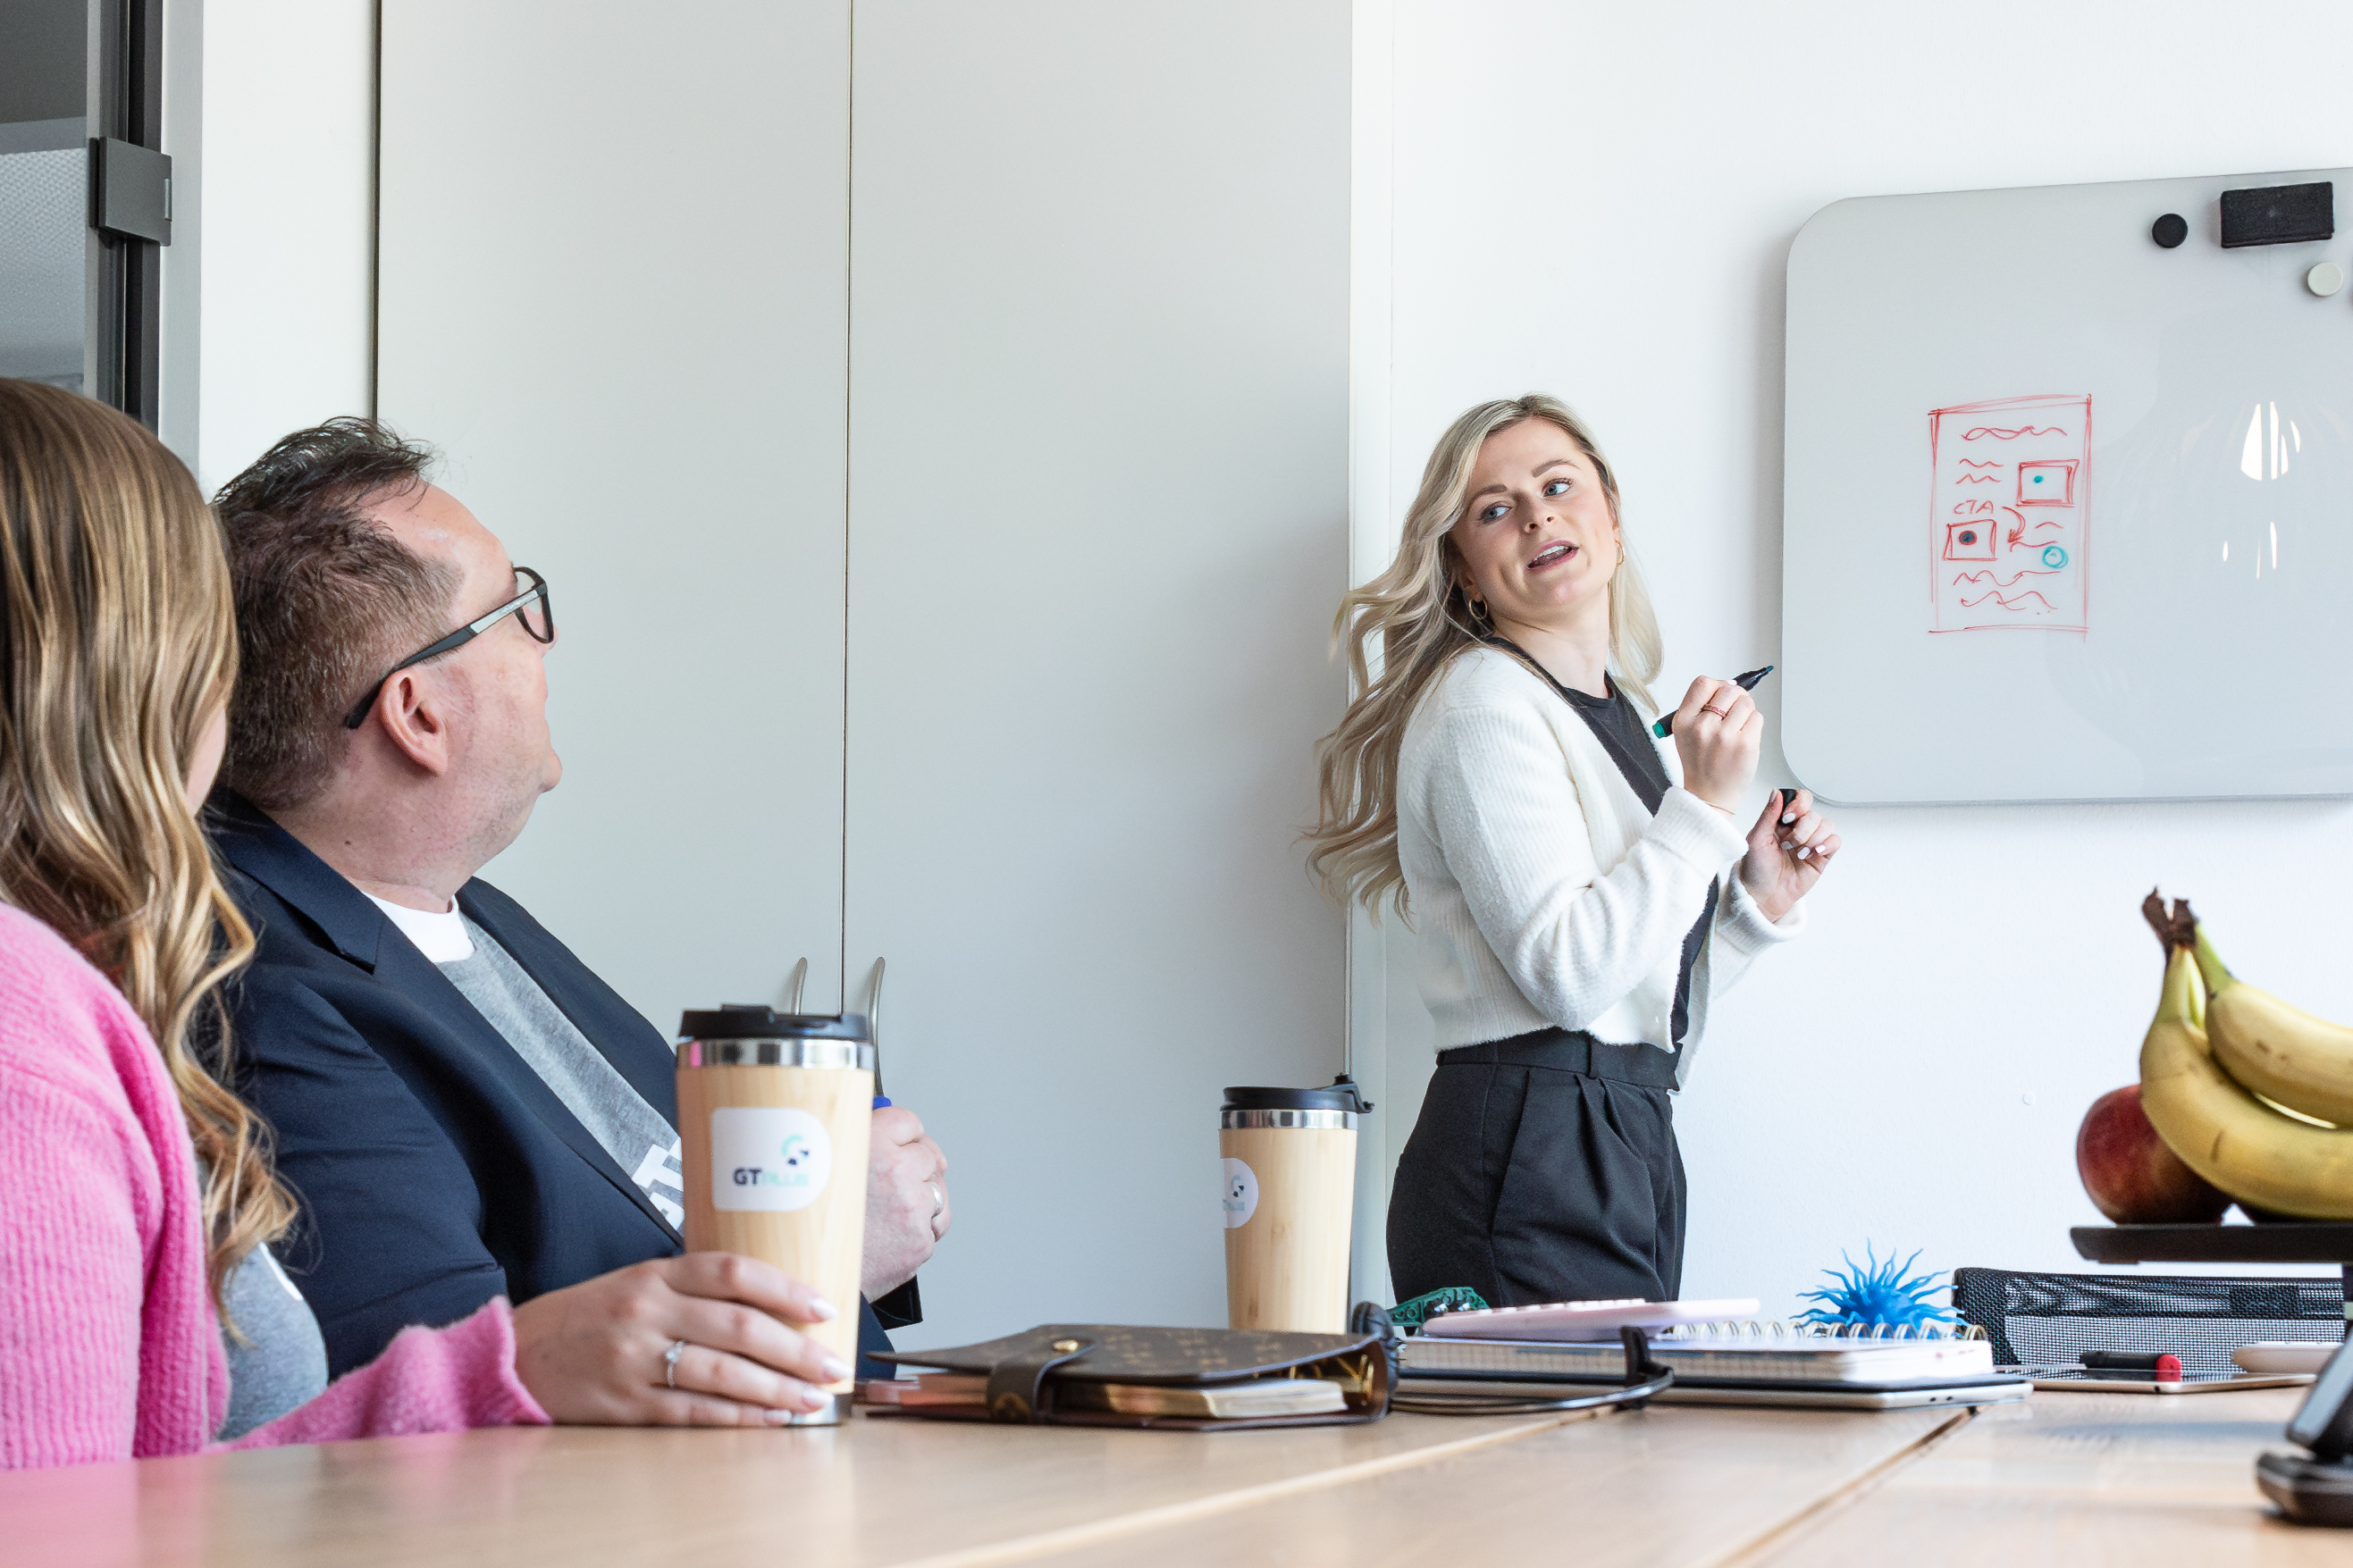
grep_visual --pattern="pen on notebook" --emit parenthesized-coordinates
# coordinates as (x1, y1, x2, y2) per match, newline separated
(1651, 666, 1774, 738)
(2080, 1350, 2183, 1380)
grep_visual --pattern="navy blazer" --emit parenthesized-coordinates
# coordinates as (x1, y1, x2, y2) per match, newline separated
(208, 790, 913, 1378)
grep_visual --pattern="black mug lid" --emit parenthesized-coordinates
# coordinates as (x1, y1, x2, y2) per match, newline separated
(677, 1003, 870, 1041)
(1223, 1081, 1371, 1114)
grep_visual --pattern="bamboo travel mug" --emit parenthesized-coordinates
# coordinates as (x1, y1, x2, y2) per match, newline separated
(676, 1006, 875, 1425)
(1220, 1085, 1362, 1334)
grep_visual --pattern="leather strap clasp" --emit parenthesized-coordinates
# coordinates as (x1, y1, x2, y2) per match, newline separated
(985, 1334, 1097, 1422)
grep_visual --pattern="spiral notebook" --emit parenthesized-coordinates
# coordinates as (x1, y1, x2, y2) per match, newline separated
(1403, 1316, 1997, 1385)
(1416, 1297, 1762, 1341)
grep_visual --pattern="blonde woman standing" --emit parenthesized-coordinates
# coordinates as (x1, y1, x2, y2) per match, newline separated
(1309, 395, 1839, 1309)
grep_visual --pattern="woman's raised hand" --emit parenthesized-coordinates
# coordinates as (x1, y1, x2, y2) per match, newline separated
(508, 1253, 850, 1426)
(1739, 787, 1838, 922)
(1670, 675, 1761, 811)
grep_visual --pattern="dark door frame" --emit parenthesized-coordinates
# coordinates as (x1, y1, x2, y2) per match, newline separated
(92, 0, 164, 426)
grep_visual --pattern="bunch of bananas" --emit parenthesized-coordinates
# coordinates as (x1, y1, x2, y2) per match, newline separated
(2138, 891, 2353, 1219)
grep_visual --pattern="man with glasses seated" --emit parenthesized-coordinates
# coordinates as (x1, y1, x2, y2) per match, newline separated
(206, 421, 947, 1379)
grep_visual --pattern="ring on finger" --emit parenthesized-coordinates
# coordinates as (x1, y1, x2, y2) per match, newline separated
(665, 1338, 688, 1390)
(927, 1181, 945, 1220)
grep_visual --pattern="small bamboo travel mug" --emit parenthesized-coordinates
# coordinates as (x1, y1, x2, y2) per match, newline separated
(676, 1006, 874, 1425)
(1220, 1085, 1360, 1334)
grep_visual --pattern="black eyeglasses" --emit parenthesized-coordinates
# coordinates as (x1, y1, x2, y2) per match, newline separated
(341, 566, 555, 729)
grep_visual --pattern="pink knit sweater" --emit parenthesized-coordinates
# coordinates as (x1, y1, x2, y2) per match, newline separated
(0, 902, 549, 1470)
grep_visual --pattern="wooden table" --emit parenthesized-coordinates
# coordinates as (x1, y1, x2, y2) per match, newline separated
(9, 1391, 2332, 1567)
(1753, 1389, 2337, 1566)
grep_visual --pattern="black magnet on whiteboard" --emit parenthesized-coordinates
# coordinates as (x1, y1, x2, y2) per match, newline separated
(2218, 181, 2333, 248)
(2151, 213, 2188, 248)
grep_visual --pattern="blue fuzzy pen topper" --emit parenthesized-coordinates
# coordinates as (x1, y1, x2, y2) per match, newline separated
(1797, 1245, 1956, 1331)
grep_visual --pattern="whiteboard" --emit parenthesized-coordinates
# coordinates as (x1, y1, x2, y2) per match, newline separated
(1783, 166, 2353, 803)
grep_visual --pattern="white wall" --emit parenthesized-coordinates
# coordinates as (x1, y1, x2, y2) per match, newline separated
(182, 2, 1352, 1356)
(161, 0, 374, 491)
(1356, 0, 2353, 1317)
(155, 0, 202, 460)
(846, 0, 1352, 1349)
(1345, 0, 1402, 1312)
(376, 0, 855, 1046)
(370, 0, 1349, 1354)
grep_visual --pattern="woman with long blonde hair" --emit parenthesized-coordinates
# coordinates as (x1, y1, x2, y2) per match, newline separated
(0, 382, 845, 1470)
(1308, 394, 1840, 1308)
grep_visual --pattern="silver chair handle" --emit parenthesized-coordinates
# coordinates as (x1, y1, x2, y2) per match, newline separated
(864, 958, 887, 1099)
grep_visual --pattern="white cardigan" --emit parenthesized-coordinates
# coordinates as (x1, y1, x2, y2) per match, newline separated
(1396, 647, 1802, 1086)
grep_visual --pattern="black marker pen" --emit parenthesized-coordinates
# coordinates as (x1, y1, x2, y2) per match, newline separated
(1651, 665, 1774, 739)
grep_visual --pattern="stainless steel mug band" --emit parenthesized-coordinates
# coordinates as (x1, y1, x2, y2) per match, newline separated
(1220, 1108, 1357, 1130)
(676, 1037, 877, 1070)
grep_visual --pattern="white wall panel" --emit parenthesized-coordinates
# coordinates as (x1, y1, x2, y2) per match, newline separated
(847, 0, 1352, 1347)
(176, 0, 374, 491)
(155, 0, 202, 465)
(378, 1, 853, 1032)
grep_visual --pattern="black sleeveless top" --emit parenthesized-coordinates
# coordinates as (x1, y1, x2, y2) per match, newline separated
(1484, 640, 1716, 1046)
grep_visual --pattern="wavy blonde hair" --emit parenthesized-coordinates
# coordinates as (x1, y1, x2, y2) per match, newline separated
(0, 380, 294, 1306)
(1307, 394, 1663, 914)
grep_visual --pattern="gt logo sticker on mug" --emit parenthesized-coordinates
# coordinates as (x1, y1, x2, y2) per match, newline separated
(711, 1107, 833, 1212)
(1220, 1156, 1259, 1228)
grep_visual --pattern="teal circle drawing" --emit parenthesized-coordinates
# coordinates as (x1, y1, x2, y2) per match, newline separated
(2031, 474, 2046, 485)
(2042, 545, 2067, 568)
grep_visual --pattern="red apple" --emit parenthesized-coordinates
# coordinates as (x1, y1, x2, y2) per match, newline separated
(2077, 1085, 2231, 1223)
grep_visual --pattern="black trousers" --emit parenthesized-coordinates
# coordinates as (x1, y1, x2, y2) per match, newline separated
(1388, 1029, 1686, 1307)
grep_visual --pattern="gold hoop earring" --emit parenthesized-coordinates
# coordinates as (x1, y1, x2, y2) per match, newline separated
(1616, 546, 1626, 566)
(1468, 594, 1489, 620)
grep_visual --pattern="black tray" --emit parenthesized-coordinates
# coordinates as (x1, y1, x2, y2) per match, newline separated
(2072, 1223, 2353, 1269)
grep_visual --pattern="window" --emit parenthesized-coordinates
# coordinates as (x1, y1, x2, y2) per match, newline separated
(0, 0, 166, 425)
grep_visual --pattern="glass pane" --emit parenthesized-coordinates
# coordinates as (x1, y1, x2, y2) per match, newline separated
(0, 0, 89, 393)
(0, 136, 87, 391)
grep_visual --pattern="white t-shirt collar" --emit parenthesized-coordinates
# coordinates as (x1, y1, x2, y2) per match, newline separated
(364, 892, 476, 963)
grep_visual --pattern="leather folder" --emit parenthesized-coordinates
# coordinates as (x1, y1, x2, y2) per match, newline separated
(869, 1322, 1392, 1430)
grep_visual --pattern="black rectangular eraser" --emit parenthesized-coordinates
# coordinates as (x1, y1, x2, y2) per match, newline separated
(2219, 181, 2332, 248)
